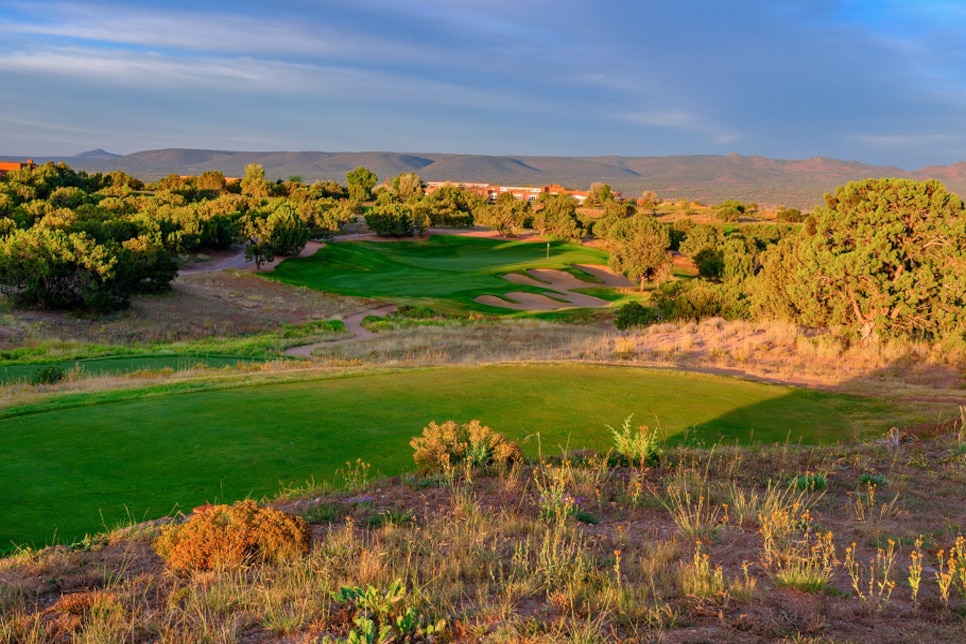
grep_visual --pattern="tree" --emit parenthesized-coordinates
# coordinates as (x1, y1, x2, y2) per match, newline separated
(383, 172, 424, 203)
(760, 178, 966, 341)
(693, 247, 724, 280)
(242, 206, 310, 269)
(678, 224, 721, 258)
(606, 215, 671, 290)
(346, 166, 378, 203)
(776, 207, 805, 222)
(0, 227, 129, 311)
(364, 202, 429, 237)
(417, 185, 480, 228)
(241, 164, 270, 200)
(714, 199, 746, 222)
(196, 170, 228, 193)
(242, 214, 276, 270)
(586, 182, 615, 206)
(266, 205, 310, 256)
(637, 190, 660, 214)
(475, 192, 529, 236)
(533, 193, 583, 241)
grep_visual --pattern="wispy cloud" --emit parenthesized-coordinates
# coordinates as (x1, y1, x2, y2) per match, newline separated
(617, 109, 741, 145)
(0, 2, 423, 62)
(0, 47, 534, 112)
(850, 133, 960, 149)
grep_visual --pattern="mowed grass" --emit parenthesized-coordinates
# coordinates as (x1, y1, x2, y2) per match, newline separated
(0, 363, 889, 551)
(0, 354, 258, 385)
(267, 234, 611, 312)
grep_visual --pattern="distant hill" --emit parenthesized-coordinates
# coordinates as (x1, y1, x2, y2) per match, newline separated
(71, 148, 122, 160)
(5, 149, 965, 209)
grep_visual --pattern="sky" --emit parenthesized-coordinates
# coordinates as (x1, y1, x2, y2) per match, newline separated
(1, 0, 964, 168)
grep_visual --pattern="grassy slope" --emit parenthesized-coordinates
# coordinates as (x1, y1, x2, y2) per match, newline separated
(266, 235, 611, 312)
(0, 363, 891, 550)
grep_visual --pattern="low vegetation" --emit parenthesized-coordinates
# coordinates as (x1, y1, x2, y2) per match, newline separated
(153, 500, 311, 573)
(3, 419, 966, 642)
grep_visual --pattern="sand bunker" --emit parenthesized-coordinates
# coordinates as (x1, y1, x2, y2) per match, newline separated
(475, 265, 633, 311)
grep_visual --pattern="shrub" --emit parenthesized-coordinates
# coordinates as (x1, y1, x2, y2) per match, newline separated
(654, 280, 749, 322)
(153, 499, 311, 573)
(614, 301, 659, 330)
(775, 207, 805, 222)
(607, 415, 663, 466)
(409, 419, 521, 473)
(30, 364, 67, 385)
(793, 472, 828, 492)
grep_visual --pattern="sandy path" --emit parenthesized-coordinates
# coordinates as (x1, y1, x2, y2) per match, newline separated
(284, 304, 398, 357)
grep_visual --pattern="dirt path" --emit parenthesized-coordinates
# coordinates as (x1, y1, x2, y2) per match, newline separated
(283, 304, 398, 357)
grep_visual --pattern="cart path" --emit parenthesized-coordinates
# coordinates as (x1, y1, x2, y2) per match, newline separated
(284, 304, 398, 357)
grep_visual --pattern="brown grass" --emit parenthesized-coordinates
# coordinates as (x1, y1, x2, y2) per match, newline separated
(0, 270, 367, 349)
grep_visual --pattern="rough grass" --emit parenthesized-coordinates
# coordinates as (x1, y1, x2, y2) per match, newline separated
(0, 270, 364, 354)
(3, 435, 966, 642)
(266, 234, 613, 313)
(0, 364, 894, 550)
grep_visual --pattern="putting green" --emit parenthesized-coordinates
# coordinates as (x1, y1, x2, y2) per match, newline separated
(267, 234, 612, 312)
(0, 364, 871, 550)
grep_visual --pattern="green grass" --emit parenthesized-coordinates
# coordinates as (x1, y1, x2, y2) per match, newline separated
(0, 363, 893, 551)
(0, 354, 259, 384)
(0, 320, 346, 368)
(267, 234, 613, 313)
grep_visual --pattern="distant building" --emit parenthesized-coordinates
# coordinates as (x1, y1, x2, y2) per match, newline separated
(423, 180, 620, 204)
(0, 159, 36, 177)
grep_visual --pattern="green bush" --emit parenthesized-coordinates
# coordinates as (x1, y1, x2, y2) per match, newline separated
(607, 415, 664, 466)
(654, 280, 749, 322)
(776, 207, 805, 223)
(30, 364, 67, 385)
(614, 301, 659, 330)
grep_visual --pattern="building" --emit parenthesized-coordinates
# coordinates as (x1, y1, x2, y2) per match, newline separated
(0, 159, 36, 177)
(423, 180, 620, 204)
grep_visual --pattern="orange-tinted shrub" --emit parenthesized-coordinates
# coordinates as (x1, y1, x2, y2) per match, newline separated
(410, 419, 521, 473)
(153, 499, 311, 573)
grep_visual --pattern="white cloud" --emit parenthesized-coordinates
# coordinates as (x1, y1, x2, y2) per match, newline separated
(850, 133, 959, 149)
(0, 2, 423, 63)
(617, 109, 741, 144)
(0, 47, 534, 112)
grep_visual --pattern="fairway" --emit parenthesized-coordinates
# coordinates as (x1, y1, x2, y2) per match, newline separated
(267, 234, 612, 311)
(0, 364, 882, 550)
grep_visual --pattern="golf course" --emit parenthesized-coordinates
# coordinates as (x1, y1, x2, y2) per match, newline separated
(0, 363, 890, 549)
(0, 234, 937, 552)
(267, 234, 623, 312)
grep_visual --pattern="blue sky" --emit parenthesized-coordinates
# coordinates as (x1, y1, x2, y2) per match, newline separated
(1, 0, 964, 168)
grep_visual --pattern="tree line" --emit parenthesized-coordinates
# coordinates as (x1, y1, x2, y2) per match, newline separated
(0, 162, 361, 311)
(621, 178, 966, 344)
(3, 162, 962, 345)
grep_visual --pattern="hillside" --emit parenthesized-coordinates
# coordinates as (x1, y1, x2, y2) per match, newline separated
(5, 149, 966, 209)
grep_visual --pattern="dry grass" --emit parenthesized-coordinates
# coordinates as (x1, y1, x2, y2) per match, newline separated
(0, 270, 366, 350)
(615, 318, 966, 392)
(3, 434, 966, 642)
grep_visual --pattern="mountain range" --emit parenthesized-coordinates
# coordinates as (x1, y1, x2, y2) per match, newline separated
(7, 149, 966, 209)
